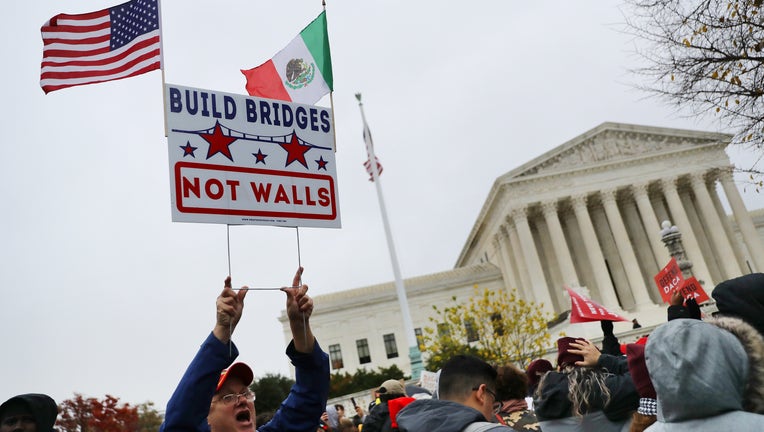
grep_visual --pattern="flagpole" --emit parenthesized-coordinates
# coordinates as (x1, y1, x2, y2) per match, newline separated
(157, 0, 168, 137)
(356, 93, 423, 380)
(322, 0, 337, 152)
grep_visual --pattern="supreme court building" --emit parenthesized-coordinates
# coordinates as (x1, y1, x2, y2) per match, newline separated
(280, 122, 764, 376)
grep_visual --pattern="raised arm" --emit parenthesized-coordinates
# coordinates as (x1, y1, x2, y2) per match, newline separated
(161, 277, 246, 432)
(281, 266, 315, 353)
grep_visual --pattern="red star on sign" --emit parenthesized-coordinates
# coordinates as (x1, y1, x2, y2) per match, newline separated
(279, 132, 311, 168)
(315, 156, 328, 170)
(200, 121, 237, 161)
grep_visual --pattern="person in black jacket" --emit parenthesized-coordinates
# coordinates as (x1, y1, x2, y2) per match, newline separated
(0, 394, 58, 432)
(361, 380, 407, 432)
(534, 336, 639, 432)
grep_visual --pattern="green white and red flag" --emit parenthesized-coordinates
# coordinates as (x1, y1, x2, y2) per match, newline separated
(241, 11, 333, 105)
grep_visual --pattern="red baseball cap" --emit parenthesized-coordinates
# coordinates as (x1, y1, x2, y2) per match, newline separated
(216, 362, 254, 392)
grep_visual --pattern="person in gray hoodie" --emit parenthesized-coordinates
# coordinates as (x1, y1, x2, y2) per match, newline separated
(396, 355, 512, 432)
(644, 318, 764, 431)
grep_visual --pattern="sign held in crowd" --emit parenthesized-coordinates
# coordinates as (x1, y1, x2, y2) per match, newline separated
(565, 286, 629, 323)
(165, 83, 340, 228)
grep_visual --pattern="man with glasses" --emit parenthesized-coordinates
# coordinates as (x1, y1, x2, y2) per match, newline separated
(160, 267, 330, 432)
(396, 355, 512, 431)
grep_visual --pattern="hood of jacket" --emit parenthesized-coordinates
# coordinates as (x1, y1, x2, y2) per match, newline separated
(396, 399, 487, 432)
(707, 316, 764, 414)
(645, 319, 747, 422)
(0, 394, 58, 432)
(712, 273, 764, 337)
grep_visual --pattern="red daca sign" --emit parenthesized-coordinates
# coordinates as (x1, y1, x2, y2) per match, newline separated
(565, 286, 629, 323)
(654, 257, 684, 303)
(675, 276, 710, 304)
(653, 258, 710, 304)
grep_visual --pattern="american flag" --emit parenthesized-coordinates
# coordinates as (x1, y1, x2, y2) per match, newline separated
(364, 156, 384, 182)
(362, 124, 384, 182)
(40, 0, 161, 94)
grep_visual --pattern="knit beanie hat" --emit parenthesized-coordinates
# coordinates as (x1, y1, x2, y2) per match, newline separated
(713, 273, 764, 337)
(626, 343, 656, 399)
(556, 337, 585, 367)
(526, 359, 553, 388)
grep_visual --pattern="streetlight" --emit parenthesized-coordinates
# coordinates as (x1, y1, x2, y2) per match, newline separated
(659, 220, 695, 281)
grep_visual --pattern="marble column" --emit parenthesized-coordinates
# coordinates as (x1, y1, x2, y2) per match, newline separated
(494, 228, 519, 290)
(600, 188, 653, 307)
(541, 200, 579, 287)
(661, 176, 714, 286)
(512, 207, 555, 314)
(719, 168, 764, 271)
(689, 171, 741, 278)
(708, 174, 749, 272)
(633, 182, 671, 267)
(571, 194, 620, 308)
(507, 217, 533, 303)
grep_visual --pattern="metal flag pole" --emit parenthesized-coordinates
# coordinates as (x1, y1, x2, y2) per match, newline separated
(157, 0, 168, 137)
(355, 93, 423, 380)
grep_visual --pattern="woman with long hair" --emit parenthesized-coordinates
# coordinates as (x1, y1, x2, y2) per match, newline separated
(533, 337, 638, 432)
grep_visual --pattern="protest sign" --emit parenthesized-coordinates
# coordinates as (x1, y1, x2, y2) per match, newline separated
(566, 286, 629, 323)
(165, 83, 340, 227)
(653, 257, 684, 303)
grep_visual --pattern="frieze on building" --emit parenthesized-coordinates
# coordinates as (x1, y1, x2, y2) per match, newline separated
(514, 127, 731, 179)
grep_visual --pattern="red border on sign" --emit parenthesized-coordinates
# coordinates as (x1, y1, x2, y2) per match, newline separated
(174, 162, 337, 220)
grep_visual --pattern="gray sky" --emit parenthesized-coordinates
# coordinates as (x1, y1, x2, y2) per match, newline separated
(4, 0, 763, 412)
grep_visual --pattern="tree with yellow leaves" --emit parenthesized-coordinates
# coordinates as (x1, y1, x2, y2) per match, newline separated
(421, 285, 556, 371)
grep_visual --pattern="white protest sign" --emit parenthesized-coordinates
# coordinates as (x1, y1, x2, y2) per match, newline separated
(165, 83, 340, 228)
(418, 370, 439, 394)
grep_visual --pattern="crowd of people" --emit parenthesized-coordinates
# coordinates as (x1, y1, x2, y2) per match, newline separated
(5, 271, 764, 432)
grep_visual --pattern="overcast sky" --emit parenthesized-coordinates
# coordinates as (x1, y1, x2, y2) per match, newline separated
(4, 0, 763, 412)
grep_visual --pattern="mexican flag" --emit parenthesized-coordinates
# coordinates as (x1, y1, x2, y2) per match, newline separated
(241, 11, 333, 105)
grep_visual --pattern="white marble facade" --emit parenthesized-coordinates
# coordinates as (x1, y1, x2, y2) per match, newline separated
(280, 122, 764, 376)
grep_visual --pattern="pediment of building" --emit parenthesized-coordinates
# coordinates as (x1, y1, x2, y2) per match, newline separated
(507, 122, 731, 180)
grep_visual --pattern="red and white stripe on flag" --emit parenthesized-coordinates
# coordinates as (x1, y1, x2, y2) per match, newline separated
(364, 157, 383, 181)
(40, 0, 161, 93)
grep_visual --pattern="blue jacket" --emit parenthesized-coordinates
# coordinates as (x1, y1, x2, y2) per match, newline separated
(160, 332, 330, 432)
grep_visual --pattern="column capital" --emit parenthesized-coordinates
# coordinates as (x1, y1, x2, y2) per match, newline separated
(720, 165, 735, 181)
(689, 171, 708, 186)
(632, 181, 651, 197)
(541, 200, 559, 217)
(571, 193, 589, 208)
(497, 224, 510, 240)
(504, 214, 516, 229)
(511, 207, 528, 223)
(600, 188, 618, 205)
(661, 176, 679, 190)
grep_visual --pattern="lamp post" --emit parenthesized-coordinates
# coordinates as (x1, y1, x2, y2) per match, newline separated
(659, 220, 695, 280)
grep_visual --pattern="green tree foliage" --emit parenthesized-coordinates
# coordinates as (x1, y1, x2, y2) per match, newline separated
(625, 0, 764, 178)
(328, 364, 408, 398)
(250, 373, 295, 414)
(422, 285, 556, 370)
(136, 402, 163, 432)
